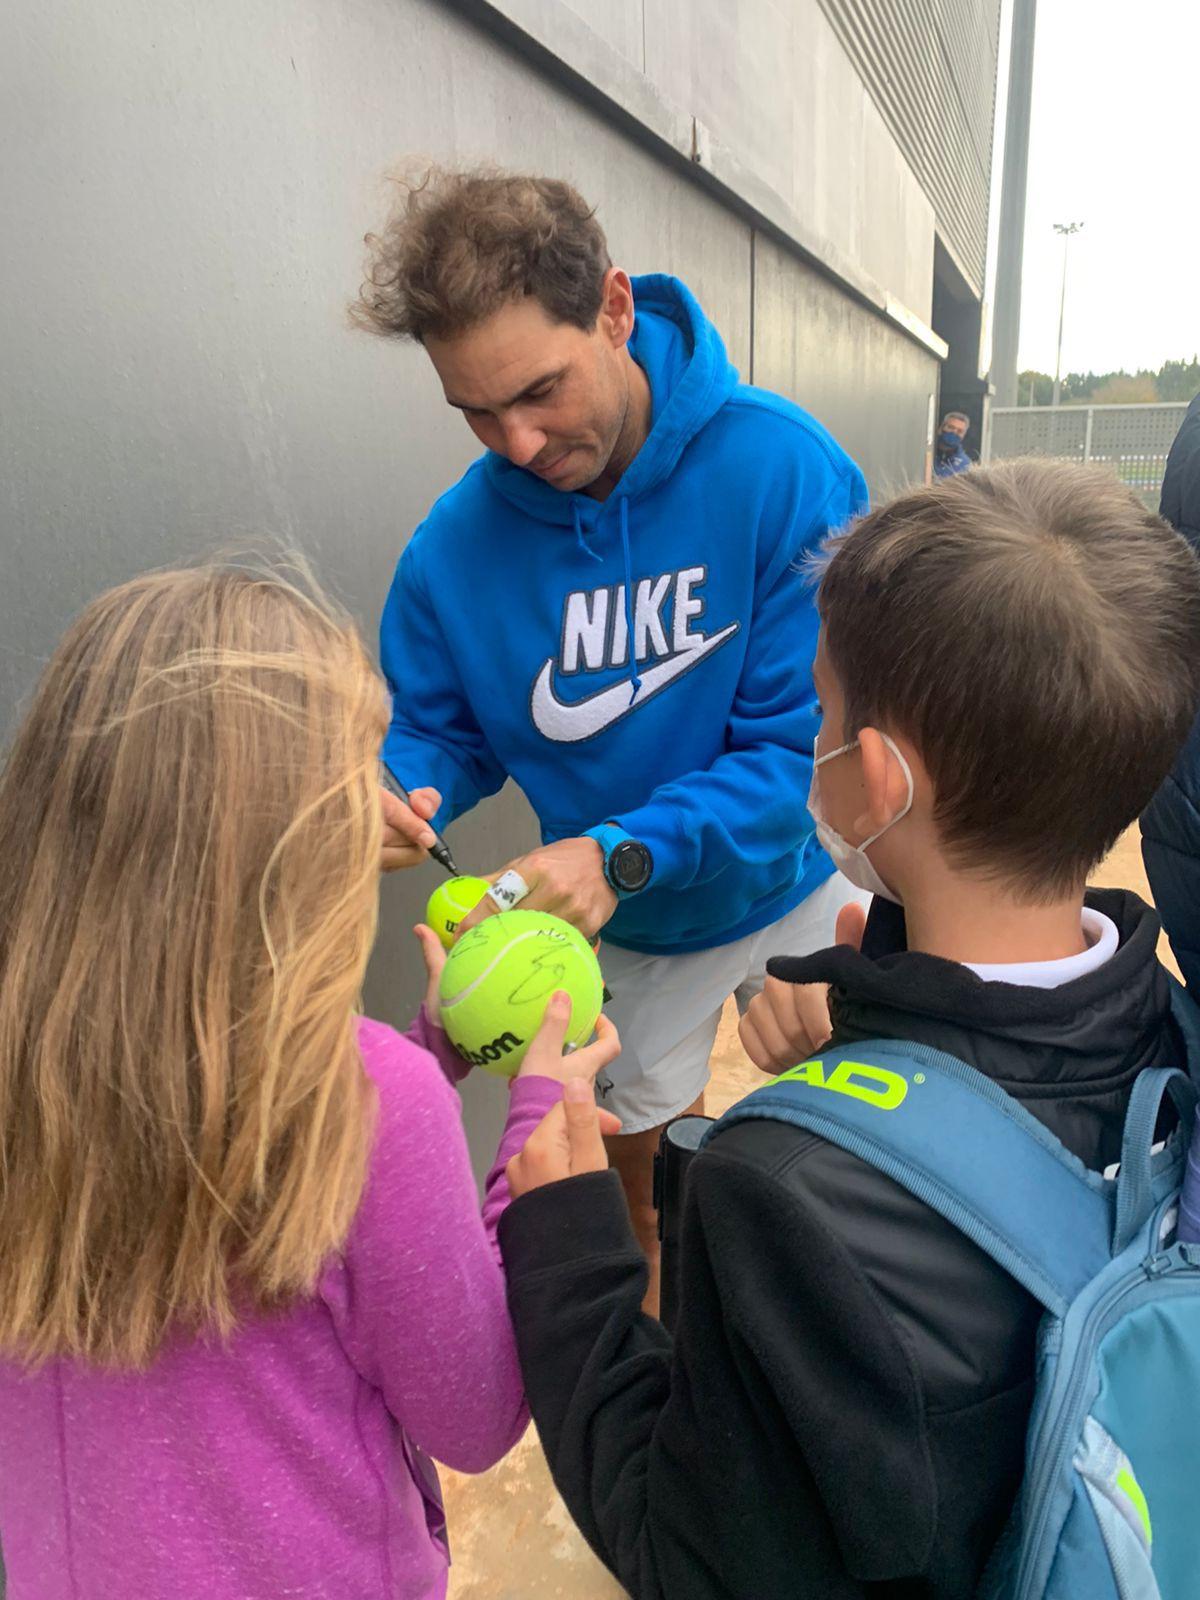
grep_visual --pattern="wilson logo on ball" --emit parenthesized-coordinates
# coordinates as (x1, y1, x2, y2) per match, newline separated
(452, 1031, 525, 1068)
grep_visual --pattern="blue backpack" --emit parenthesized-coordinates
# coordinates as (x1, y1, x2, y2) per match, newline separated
(707, 985, 1200, 1600)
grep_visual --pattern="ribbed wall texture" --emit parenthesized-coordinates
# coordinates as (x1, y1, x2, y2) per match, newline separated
(816, 0, 1001, 292)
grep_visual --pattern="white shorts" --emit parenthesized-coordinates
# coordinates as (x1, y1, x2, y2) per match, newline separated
(594, 873, 868, 1134)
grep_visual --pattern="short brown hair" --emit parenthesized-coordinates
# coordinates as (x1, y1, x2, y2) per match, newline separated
(352, 166, 612, 343)
(818, 459, 1200, 897)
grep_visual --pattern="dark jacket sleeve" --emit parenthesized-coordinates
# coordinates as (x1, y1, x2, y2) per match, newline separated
(1145, 406, 1200, 990)
(1142, 719, 1200, 995)
(1159, 399, 1200, 547)
(498, 1153, 944, 1600)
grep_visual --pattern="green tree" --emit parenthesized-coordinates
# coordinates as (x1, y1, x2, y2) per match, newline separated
(1157, 357, 1200, 402)
(1007, 357, 1199, 407)
(1017, 370, 1053, 405)
(1061, 370, 1108, 404)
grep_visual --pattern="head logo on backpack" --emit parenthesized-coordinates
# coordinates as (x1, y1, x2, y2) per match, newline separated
(707, 981, 1200, 1599)
(772, 1057, 910, 1110)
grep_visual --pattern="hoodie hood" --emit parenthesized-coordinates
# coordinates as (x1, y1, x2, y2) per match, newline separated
(483, 274, 739, 528)
(767, 888, 1172, 1098)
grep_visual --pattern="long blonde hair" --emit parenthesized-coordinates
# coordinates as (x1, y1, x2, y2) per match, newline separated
(0, 563, 388, 1367)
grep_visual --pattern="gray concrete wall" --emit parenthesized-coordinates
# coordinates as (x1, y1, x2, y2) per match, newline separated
(2, 0, 940, 1178)
(754, 236, 939, 502)
(479, 0, 940, 321)
(641, 0, 937, 318)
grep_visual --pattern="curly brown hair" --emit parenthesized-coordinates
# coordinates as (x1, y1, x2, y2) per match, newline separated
(352, 166, 612, 344)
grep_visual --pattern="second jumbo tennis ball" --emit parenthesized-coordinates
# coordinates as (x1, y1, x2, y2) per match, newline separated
(438, 910, 605, 1075)
(425, 876, 491, 950)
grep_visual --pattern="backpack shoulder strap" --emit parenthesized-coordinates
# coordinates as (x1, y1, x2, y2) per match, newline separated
(1168, 975, 1200, 1086)
(707, 1041, 1113, 1316)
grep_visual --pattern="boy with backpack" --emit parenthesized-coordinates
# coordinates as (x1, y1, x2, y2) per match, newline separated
(498, 460, 1200, 1599)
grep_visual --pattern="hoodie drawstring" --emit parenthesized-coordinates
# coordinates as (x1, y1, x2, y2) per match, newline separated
(621, 497, 642, 704)
(573, 498, 640, 705)
(573, 501, 603, 564)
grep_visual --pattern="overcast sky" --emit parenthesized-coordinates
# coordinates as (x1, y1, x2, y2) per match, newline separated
(1005, 0, 1200, 376)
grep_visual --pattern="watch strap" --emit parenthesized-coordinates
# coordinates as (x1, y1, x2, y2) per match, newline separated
(587, 822, 650, 898)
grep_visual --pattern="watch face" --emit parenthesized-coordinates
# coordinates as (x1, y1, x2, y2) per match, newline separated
(611, 840, 651, 892)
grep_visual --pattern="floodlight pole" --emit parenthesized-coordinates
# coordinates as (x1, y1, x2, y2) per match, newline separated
(1051, 221, 1083, 409)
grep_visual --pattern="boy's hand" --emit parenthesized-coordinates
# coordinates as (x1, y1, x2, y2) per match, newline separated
(739, 900, 868, 1074)
(381, 785, 442, 872)
(517, 991, 621, 1087)
(507, 1080, 623, 1197)
(413, 924, 447, 1018)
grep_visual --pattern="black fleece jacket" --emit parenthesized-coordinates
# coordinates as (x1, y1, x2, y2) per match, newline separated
(498, 889, 1179, 1599)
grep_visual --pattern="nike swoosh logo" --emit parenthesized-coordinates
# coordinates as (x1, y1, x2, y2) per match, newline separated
(530, 623, 741, 744)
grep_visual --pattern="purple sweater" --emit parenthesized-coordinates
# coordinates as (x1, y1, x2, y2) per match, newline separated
(0, 1012, 562, 1599)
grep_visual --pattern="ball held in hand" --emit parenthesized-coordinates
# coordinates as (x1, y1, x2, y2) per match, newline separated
(438, 910, 605, 1076)
(425, 876, 491, 950)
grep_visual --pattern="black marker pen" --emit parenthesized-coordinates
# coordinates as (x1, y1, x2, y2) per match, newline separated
(380, 763, 459, 877)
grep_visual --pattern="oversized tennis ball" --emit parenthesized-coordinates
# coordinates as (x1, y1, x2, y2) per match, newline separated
(425, 876, 491, 950)
(438, 910, 605, 1076)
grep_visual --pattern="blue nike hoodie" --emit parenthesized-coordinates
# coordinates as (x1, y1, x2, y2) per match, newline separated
(381, 274, 867, 954)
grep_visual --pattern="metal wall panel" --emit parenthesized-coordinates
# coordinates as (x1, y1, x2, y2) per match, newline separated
(753, 233, 939, 501)
(815, 0, 1003, 293)
(643, 0, 937, 317)
(556, 0, 645, 69)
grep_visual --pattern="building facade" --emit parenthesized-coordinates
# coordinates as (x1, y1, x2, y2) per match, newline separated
(2, 0, 1004, 1158)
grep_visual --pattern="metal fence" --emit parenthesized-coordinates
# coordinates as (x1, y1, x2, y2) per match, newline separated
(986, 402, 1188, 508)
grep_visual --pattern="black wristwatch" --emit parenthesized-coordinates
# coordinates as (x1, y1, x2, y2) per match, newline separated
(593, 824, 654, 897)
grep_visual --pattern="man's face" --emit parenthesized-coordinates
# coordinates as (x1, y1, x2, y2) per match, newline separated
(943, 416, 968, 440)
(425, 286, 631, 494)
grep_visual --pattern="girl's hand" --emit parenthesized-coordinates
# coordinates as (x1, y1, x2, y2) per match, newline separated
(507, 1080, 623, 1198)
(517, 991, 621, 1087)
(413, 924, 447, 1019)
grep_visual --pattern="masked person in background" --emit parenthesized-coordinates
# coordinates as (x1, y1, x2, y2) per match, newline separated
(934, 410, 972, 477)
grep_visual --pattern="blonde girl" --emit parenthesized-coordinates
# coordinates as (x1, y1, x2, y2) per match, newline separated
(0, 564, 616, 1599)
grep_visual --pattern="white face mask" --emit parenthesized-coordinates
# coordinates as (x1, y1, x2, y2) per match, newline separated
(807, 732, 914, 904)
